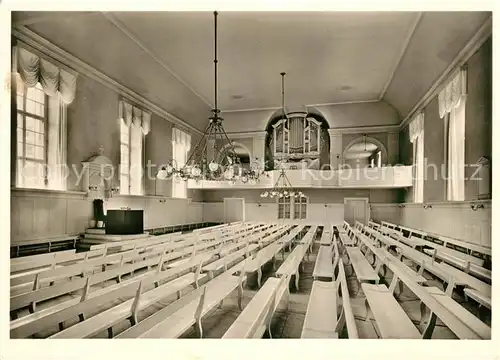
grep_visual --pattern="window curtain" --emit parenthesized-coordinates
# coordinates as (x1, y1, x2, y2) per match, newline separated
(118, 100, 151, 135)
(172, 128, 191, 198)
(409, 112, 424, 203)
(13, 45, 77, 191)
(47, 95, 68, 190)
(438, 69, 467, 201)
(14, 45, 77, 104)
(118, 100, 151, 195)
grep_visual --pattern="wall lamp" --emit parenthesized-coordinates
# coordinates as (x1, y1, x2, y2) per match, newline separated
(159, 199, 167, 203)
(423, 204, 432, 209)
(470, 203, 484, 211)
(398, 204, 406, 208)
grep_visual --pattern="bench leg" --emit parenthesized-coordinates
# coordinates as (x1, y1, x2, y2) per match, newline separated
(59, 322, 65, 331)
(422, 312, 437, 339)
(107, 327, 114, 339)
(10, 311, 18, 321)
(363, 298, 370, 321)
(196, 319, 203, 339)
(237, 283, 244, 311)
(79, 313, 85, 322)
(295, 271, 300, 291)
(257, 268, 262, 288)
(419, 302, 427, 325)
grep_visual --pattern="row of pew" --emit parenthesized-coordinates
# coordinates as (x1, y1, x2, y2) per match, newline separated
(10, 221, 324, 339)
(335, 220, 490, 339)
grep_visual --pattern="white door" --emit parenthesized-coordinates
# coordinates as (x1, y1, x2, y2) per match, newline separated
(224, 198, 245, 223)
(344, 198, 368, 226)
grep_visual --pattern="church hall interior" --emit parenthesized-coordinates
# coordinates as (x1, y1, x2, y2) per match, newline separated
(7, 10, 492, 340)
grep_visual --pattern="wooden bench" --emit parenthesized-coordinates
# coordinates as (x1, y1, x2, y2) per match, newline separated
(464, 288, 491, 310)
(317, 230, 332, 246)
(9, 249, 175, 316)
(301, 280, 339, 338)
(422, 287, 490, 339)
(11, 262, 207, 338)
(222, 275, 290, 339)
(312, 242, 338, 281)
(362, 283, 421, 339)
(344, 247, 379, 293)
(275, 230, 312, 291)
(423, 248, 491, 281)
(339, 232, 355, 247)
(49, 268, 208, 338)
(242, 226, 299, 288)
(336, 259, 358, 338)
(115, 263, 248, 338)
(379, 257, 485, 339)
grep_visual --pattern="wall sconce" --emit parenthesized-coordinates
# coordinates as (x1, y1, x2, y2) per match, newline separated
(470, 203, 484, 211)
(398, 204, 406, 208)
(423, 204, 432, 209)
(159, 199, 167, 203)
(88, 185, 99, 191)
(257, 203, 262, 207)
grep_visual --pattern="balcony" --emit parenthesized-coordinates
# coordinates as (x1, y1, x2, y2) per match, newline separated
(187, 165, 413, 190)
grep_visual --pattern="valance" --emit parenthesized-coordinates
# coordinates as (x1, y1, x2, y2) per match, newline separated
(14, 46, 78, 105)
(438, 69, 467, 118)
(409, 112, 424, 143)
(118, 100, 152, 135)
(172, 127, 191, 150)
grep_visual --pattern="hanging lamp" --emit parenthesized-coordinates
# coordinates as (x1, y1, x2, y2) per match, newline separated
(158, 11, 265, 183)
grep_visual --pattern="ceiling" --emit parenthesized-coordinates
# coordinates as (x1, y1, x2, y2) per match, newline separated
(12, 11, 491, 130)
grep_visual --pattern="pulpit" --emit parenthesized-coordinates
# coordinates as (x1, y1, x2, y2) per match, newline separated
(106, 210, 144, 235)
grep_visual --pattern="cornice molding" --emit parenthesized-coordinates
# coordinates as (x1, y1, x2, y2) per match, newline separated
(399, 16, 492, 131)
(12, 26, 204, 136)
(328, 124, 400, 135)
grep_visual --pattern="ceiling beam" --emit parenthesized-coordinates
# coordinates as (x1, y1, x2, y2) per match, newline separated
(378, 12, 423, 101)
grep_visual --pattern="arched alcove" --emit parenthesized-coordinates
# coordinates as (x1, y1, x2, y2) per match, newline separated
(218, 141, 253, 169)
(342, 136, 388, 168)
(264, 107, 330, 170)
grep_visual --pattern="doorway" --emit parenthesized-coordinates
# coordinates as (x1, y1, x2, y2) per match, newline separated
(223, 198, 246, 223)
(344, 197, 369, 226)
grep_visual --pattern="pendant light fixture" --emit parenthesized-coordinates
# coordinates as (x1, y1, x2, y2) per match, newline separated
(260, 166, 304, 199)
(158, 11, 265, 183)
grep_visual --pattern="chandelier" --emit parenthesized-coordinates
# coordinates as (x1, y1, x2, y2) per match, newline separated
(157, 11, 265, 183)
(260, 167, 304, 199)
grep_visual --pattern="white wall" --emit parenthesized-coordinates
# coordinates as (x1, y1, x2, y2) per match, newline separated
(10, 189, 203, 245)
(202, 202, 344, 225)
(399, 202, 491, 247)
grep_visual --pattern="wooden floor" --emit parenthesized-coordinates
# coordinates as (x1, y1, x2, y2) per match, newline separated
(18, 232, 490, 339)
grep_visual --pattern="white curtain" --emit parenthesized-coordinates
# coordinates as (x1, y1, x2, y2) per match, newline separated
(129, 122, 143, 195)
(409, 112, 424, 203)
(439, 69, 467, 201)
(118, 100, 151, 134)
(172, 128, 191, 198)
(47, 95, 68, 190)
(14, 45, 77, 104)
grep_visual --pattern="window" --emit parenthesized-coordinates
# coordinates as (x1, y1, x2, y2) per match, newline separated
(278, 195, 291, 219)
(277, 195, 307, 220)
(120, 120, 143, 195)
(16, 76, 67, 191)
(16, 80, 47, 189)
(172, 128, 191, 198)
(294, 195, 307, 219)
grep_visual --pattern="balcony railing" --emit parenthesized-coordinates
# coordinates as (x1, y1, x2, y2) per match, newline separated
(187, 165, 413, 189)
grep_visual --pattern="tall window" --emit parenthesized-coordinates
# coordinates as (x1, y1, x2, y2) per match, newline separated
(16, 76, 67, 191)
(16, 81, 47, 189)
(294, 195, 307, 220)
(120, 120, 143, 195)
(439, 69, 466, 201)
(278, 195, 307, 220)
(172, 128, 191, 198)
(409, 112, 424, 203)
(278, 196, 291, 219)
